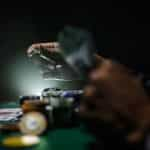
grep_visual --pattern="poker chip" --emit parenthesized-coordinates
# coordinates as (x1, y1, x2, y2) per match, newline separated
(19, 95, 40, 105)
(21, 100, 49, 113)
(19, 112, 47, 135)
(0, 123, 19, 131)
(2, 135, 40, 148)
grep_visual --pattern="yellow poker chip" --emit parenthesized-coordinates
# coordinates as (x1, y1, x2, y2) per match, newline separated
(19, 112, 47, 135)
(2, 135, 40, 147)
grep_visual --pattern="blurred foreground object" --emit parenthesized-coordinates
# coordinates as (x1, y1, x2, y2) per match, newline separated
(2, 135, 40, 148)
(79, 55, 150, 143)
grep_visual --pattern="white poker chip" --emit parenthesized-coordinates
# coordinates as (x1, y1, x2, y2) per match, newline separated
(19, 112, 47, 135)
(50, 97, 60, 107)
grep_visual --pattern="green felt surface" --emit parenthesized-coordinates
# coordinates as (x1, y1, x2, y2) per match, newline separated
(0, 102, 94, 150)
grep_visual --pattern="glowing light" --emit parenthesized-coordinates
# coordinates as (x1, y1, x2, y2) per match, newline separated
(22, 135, 40, 145)
(8, 56, 59, 96)
(7, 55, 83, 99)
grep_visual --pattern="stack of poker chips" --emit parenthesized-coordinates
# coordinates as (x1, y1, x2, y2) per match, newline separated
(41, 88, 83, 127)
(19, 95, 41, 105)
(0, 108, 23, 132)
(18, 88, 83, 133)
(19, 97, 51, 135)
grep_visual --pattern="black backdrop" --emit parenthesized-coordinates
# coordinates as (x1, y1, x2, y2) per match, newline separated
(0, 3, 150, 101)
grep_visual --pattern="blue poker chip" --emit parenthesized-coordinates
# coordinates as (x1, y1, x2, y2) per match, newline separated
(61, 90, 83, 98)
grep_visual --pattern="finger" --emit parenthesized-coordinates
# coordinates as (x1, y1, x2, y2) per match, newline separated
(33, 42, 59, 50)
(89, 60, 111, 82)
(27, 42, 60, 56)
(40, 42, 60, 52)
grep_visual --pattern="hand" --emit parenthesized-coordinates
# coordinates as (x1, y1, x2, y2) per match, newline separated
(27, 42, 60, 57)
(79, 55, 150, 143)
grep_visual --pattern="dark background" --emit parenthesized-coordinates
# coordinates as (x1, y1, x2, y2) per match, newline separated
(0, 2, 150, 101)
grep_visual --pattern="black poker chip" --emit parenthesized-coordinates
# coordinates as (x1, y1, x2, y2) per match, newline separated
(19, 95, 40, 105)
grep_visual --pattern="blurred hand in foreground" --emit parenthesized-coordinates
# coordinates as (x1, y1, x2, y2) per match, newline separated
(79, 54, 150, 143)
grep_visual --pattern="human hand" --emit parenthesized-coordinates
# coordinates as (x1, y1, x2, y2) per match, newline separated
(27, 42, 60, 57)
(79, 54, 150, 143)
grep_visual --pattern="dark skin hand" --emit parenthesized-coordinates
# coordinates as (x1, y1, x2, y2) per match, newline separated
(79, 55, 150, 143)
(27, 42, 150, 143)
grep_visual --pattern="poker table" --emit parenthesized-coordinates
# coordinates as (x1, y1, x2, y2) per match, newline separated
(0, 102, 95, 150)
